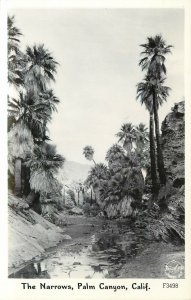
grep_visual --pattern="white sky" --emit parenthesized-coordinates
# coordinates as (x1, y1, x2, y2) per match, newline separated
(9, 8, 184, 164)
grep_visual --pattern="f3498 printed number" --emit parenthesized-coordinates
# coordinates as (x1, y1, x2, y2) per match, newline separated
(163, 283, 179, 288)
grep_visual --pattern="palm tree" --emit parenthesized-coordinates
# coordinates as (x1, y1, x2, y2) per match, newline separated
(139, 35, 172, 77)
(8, 91, 55, 196)
(8, 121, 34, 196)
(105, 147, 144, 211)
(7, 18, 62, 207)
(139, 35, 172, 185)
(83, 145, 96, 165)
(8, 15, 25, 87)
(86, 163, 109, 206)
(8, 92, 52, 131)
(135, 123, 149, 150)
(8, 91, 53, 144)
(137, 73, 170, 185)
(25, 143, 65, 213)
(137, 78, 159, 199)
(83, 145, 97, 204)
(116, 123, 136, 153)
(105, 144, 125, 171)
(24, 44, 58, 96)
(38, 89, 60, 141)
(86, 163, 108, 189)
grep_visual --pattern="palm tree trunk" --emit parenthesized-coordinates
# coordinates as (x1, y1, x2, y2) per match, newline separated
(149, 112, 159, 206)
(22, 164, 31, 196)
(153, 90, 166, 185)
(14, 158, 22, 196)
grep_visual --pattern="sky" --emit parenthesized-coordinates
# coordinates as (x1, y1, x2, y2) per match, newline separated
(9, 8, 184, 164)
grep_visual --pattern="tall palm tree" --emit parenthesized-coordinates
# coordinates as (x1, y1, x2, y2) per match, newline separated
(83, 146, 96, 165)
(139, 35, 172, 185)
(139, 35, 172, 77)
(137, 73, 170, 186)
(24, 44, 58, 96)
(137, 79, 159, 199)
(7, 18, 62, 206)
(116, 123, 136, 154)
(8, 91, 54, 196)
(8, 15, 25, 87)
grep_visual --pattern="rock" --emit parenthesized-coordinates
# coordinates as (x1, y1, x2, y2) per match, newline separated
(8, 193, 72, 273)
(172, 101, 184, 115)
(161, 101, 184, 184)
(69, 207, 83, 215)
(8, 193, 29, 211)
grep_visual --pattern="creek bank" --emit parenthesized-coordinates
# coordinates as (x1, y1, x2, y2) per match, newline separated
(8, 193, 71, 275)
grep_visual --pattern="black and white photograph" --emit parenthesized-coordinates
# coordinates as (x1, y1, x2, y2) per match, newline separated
(1, 0, 191, 299)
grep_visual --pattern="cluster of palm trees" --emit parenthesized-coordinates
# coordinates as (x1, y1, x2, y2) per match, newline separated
(83, 122, 149, 211)
(83, 35, 172, 212)
(8, 16, 64, 213)
(137, 35, 172, 207)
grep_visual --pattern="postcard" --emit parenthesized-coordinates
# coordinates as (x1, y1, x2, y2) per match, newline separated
(0, 0, 191, 299)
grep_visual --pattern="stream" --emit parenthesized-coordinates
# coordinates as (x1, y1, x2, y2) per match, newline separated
(9, 215, 185, 279)
(9, 216, 139, 278)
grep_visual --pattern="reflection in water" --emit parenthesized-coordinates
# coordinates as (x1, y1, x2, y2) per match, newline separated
(9, 233, 128, 279)
(9, 262, 51, 279)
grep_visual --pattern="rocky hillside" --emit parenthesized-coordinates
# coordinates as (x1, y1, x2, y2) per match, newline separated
(161, 101, 184, 188)
(147, 101, 185, 243)
(8, 193, 71, 275)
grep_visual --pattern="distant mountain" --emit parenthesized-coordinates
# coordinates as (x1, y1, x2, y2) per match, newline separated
(58, 161, 91, 184)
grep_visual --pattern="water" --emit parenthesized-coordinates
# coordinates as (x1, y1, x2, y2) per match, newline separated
(9, 233, 129, 279)
(9, 216, 145, 279)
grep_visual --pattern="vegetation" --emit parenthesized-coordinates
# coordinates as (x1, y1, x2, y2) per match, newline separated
(82, 35, 182, 245)
(83, 145, 96, 165)
(83, 123, 148, 215)
(138, 35, 172, 186)
(8, 16, 64, 213)
(137, 35, 172, 209)
(8, 17, 183, 246)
